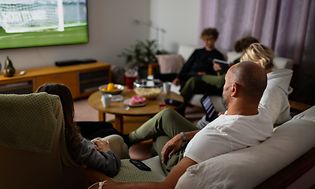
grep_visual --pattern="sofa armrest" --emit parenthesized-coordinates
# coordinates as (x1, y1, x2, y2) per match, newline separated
(175, 118, 315, 189)
(256, 146, 315, 188)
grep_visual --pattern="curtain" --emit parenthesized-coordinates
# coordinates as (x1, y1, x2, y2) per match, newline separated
(201, 0, 315, 104)
(200, 0, 314, 64)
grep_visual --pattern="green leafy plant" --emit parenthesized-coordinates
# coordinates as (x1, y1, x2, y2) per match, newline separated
(119, 40, 159, 68)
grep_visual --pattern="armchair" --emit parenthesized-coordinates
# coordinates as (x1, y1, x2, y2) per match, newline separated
(0, 93, 86, 189)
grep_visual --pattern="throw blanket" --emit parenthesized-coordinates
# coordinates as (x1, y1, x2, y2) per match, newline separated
(0, 93, 62, 153)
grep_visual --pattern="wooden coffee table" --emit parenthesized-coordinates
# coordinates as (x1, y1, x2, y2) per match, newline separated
(88, 89, 183, 133)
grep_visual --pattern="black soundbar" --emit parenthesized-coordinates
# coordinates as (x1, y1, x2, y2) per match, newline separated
(55, 59, 97, 67)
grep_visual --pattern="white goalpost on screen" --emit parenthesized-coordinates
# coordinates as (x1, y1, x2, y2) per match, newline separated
(0, 0, 65, 33)
(56, 0, 64, 31)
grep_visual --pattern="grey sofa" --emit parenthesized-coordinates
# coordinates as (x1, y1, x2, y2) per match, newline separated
(140, 106, 315, 188)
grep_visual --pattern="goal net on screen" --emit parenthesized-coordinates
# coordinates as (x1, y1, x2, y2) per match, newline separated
(0, 0, 64, 33)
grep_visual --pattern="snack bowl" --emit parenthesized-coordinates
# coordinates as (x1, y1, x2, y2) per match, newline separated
(133, 79, 162, 99)
(98, 84, 124, 95)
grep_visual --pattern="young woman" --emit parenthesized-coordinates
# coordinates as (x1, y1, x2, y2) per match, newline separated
(36, 83, 129, 177)
(240, 43, 292, 125)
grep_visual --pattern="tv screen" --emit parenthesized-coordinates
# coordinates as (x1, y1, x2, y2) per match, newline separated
(0, 0, 88, 49)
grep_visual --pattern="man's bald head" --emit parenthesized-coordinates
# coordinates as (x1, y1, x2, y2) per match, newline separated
(223, 61, 267, 108)
(229, 61, 267, 101)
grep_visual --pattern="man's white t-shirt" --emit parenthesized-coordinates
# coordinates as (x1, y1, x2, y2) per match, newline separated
(184, 107, 273, 163)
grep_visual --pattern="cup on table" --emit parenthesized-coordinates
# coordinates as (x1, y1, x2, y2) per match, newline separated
(101, 95, 111, 108)
(124, 69, 138, 89)
(163, 82, 171, 94)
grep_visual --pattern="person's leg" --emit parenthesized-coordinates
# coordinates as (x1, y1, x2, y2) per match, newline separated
(180, 76, 202, 104)
(178, 75, 225, 114)
(178, 76, 213, 114)
(101, 134, 129, 159)
(181, 75, 225, 102)
(129, 108, 197, 144)
(152, 135, 171, 158)
(201, 74, 225, 92)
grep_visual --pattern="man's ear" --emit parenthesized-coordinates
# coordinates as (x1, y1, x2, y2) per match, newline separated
(231, 83, 239, 97)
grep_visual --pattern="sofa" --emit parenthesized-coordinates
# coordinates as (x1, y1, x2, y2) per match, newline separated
(164, 45, 294, 112)
(174, 106, 315, 188)
(0, 93, 86, 189)
(107, 106, 315, 188)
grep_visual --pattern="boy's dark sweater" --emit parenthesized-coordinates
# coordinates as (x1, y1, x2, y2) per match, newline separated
(178, 48, 226, 81)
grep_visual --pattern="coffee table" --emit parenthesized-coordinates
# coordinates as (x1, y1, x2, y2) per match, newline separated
(88, 89, 183, 133)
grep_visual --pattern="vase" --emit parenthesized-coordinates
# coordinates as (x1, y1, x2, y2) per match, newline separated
(3, 56, 16, 77)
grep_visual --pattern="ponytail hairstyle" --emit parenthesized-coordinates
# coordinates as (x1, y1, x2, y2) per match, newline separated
(240, 43, 274, 71)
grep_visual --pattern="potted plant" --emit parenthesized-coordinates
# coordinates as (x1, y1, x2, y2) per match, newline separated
(119, 40, 160, 78)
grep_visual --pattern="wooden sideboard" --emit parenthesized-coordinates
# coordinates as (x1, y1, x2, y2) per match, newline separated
(0, 62, 111, 99)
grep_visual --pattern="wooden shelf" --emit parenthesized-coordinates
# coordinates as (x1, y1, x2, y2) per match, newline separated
(0, 61, 111, 99)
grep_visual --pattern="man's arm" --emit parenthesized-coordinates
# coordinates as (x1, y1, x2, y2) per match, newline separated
(184, 130, 199, 140)
(102, 157, 197, 189)
(161, 130, 200, 163)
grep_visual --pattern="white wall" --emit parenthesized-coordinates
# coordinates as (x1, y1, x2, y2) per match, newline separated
(0, 0, 151, 70)
(150, 0, 201, 53)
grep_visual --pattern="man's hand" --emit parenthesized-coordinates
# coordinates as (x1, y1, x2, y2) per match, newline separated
(172, 78, 180, 86)
(92, 138, 111, 153)
(213, 62, 222, 72)
(161, 134, 183, 164)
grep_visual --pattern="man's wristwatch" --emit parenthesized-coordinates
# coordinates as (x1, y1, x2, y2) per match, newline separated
(180, 132, 188, 142)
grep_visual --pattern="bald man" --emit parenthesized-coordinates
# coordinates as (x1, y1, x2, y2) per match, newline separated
(95, 61, 273, 189)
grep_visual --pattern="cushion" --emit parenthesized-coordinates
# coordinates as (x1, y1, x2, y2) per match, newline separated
(175, 117, 315, 189)
(143, 156, 166, 177)
(177, 45, 196, 61)
(112, 157, 164, 183)
(273, 57, 293, 69)
(227, 51, 241, 62)
(156, 54, 184, 74)
(292, 106, 315, 122)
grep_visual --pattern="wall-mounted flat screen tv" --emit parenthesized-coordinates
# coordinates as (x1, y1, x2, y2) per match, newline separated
(0, 0, 88, 49)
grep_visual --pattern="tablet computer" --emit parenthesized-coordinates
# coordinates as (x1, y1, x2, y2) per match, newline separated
(200, 95, 218, 122)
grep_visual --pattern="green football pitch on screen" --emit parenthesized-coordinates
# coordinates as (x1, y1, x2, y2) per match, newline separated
(0, 25, 88, 49)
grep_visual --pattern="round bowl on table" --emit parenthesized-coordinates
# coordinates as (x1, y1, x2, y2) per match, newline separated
(133, 79, 163, 99)
(98, 84, 124, 95)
